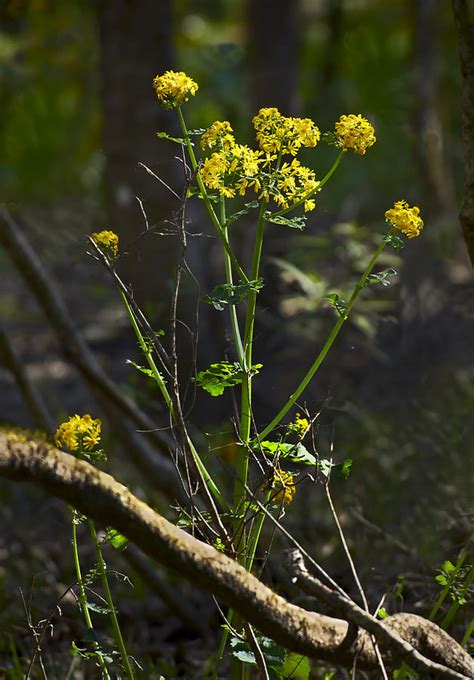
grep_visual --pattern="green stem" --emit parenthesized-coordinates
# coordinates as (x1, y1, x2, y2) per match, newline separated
(71, 512, 110, 679)
(88, 520, 135, 680)
(177, 107, 248, 284)
(212, 611, 234, 680)
(272, 149, 345, 218)
(233, 202, 267, 552)
(121, 291, 228, 511)
(429, 548, 467, 621)
(245, 491, 272, 571)
(259, 233, 389, 441)
(220, 196, 245, 367)
(461, 616, 474, 648)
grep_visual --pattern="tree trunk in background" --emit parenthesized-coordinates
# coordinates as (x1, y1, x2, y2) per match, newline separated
(452, 0, 474, 267)
(246, 0, 299, 115)
(97, 0, 180, 308)
(412, 0, 455, 220)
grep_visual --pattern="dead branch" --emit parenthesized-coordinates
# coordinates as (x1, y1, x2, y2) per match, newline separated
(0, 430, 472, 678)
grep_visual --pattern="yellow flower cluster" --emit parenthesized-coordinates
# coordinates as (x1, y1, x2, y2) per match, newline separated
(200, 121, 235, 151)
(274, 159, 319, 212)
(153, 70, 198, 108)
(253, 107, 320, 156)
(335, 114, 376, 155)
(55, 414, 102, 453)
(385, 200, 424, 238)
(288, 412, 309, 437)
(91, 230, 119, 257)
(200, 144, 262, 198)
(273, 469, 296, 505)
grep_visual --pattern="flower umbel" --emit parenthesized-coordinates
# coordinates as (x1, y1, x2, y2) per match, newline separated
(55, 414, 102, 453)
(335, 114, 376, 155)
(153, 70, 198, 108)
(253, 107, 320, 156)
(385, 200, 424, 238)
(91, 230, 119, 257)
(272, 469, 296, 505)
(200, 121, 235, 151)
(287, 413, 310, 438)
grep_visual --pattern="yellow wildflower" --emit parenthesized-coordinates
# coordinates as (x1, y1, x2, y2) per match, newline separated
(385, 200, 424, 238)
(253, 107, 320, 156)
(200, 144, 262, 198)
(272, 469, 296, 505)
(91, 230, 119, 257)
(335, 114, 376, 154)
(153, 70, 198, 108)
(289, 413, 309, 437)
(274, 159, 319, 211)
(55, 414, 102, 453)
(200, 121, 235, 151)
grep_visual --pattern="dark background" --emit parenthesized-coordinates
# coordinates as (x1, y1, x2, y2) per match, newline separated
(0, 1, 473, 677)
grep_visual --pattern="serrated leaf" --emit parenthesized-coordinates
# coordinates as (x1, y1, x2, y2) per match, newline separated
(196, 361, 262, 397)
(257, 440, 316, 465)
(86, 602, 112, 615)
(366, 268, 397, 287)
(187, 127, 207, 136)
(126, 359, 155, 380)
(225, 201, 260, 227)
(384, 233, 405, 251)
(204, 279, 263, 311)
(106, 528, 128, 551)
(265, 212, 307, 230)
(326, 293, 347, 317)
(156, 131, 187, 144)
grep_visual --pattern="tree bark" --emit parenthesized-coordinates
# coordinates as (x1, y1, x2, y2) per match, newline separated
(1, 430, 473, 679)
(453, 0, 474, 266)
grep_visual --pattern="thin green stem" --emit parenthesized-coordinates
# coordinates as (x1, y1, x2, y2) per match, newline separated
(245, 491, 272, 571)
(220, 196, 245, 367)
(461, 616, 474, 648)
(71, 512, 110, 679)
(177, 107, 248, 283)
(233, 202, 267, 551)
(88, 520, 135, 680)
(120, 291, 228, 511)
(258, 233, 389, 441)
(211, 611, 234, 680)
(272, 149, 346, 218)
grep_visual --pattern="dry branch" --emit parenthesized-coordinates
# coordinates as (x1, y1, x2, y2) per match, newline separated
(0, 431, 472, 678)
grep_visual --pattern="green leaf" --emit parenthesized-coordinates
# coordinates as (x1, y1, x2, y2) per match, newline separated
(106, 528, 128, 551)
(366, 268, 397, 287)
(196, 361, 262, 397)
(204, 279, 263, 311)
(229, 637, 256, 665)
(341, 458, 353, 478)
(318, 458, 333, 478)
(384, 233, 405, 251)
(156, 131, 187, 144)
(257, 440, 316, 465)
(86, 602, 112, 615)
(265, 212, 307, 230)
(187, 128, 207, 136)
(281, 653, 310, 679)
(126, 359, 155, 380)
(377, 607, 389, 619)
(225, 200, 260, 227)
(186, 185, 221, 202)
(393, 664, 419, 679)
(326, 293, 347, 317)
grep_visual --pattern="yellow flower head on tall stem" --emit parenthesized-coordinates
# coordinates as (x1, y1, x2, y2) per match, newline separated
(252, 107, 320, 156)
(55, 414, 102, 453)
(91, 230, 119, 257)
(200, 121, 235, 151)
(335, 114, 376, 154)
(385, 200, 424, 238)
(153, 70, 198, 108)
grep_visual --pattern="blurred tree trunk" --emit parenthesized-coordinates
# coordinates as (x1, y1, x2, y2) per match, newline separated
(97, 0, 180, 307)
(412, 0, 455, 219)
(246, 0, 300, 115)
(452, 0, 474, 266)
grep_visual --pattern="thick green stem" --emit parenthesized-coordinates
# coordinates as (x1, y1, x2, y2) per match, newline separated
(88, 520, 135, 680)
(177, 108, 248, 283)
(259, 234, 389, 441)
(71, 512, 110, 679)
(272, 149, 345, 218)
(121, 291, 228, 511)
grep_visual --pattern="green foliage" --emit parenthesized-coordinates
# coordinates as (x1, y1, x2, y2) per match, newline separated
(225, 200, 260, 227)
(106, 528, 129, 551)
(435, 560, 472, 605)
(326, 293, 348, 317)
(204, 278, 263, 311)
(265, 212, 307, 230)
(384, 234, 405, 251)
(256, 440, 317, 466)
(196, 361, 262, 396)
(366, 267, 397, 287)
(229, 635, 309, 680)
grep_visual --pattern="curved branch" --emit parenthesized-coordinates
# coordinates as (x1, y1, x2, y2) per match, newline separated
(0, 431, 472, 678)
